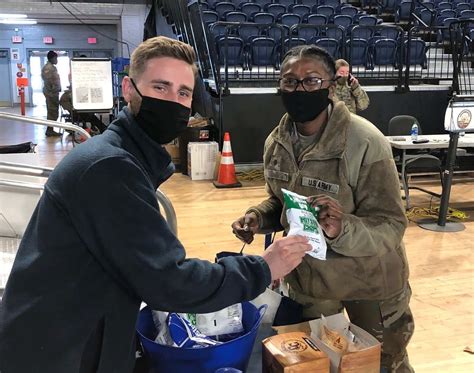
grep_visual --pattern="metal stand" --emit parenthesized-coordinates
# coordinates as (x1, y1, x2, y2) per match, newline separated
(418, 132, 465, 232)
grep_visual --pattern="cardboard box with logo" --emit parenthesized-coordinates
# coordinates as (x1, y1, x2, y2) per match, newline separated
(262, 313, 381, 373)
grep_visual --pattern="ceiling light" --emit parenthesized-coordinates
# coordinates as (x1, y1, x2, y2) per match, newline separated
(0, 14, 27, 19)
(0, 19, 37, 25)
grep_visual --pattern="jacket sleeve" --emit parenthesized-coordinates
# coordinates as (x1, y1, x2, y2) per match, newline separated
(246, 182, 284, 233)
(328, 157, 407, 257)
(352, 84, 370, 111)
(71, 156, 271, 313)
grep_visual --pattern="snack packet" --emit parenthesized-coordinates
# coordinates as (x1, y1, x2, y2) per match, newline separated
(188, 303, 244, 342)
(282, 188, 327, 260)
(151, 310, 174, 346)
(168, 313, 222, 348)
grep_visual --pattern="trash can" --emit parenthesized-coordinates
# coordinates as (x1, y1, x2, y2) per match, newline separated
(179, 125, 217, 175)
(136, 302, 266, 373)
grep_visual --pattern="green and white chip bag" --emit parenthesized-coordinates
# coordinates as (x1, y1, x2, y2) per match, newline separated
(282, 188, 327, 260)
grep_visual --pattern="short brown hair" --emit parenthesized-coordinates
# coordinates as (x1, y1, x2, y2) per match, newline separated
(335, 59, 349, 71)
(129, 36, 197, 79)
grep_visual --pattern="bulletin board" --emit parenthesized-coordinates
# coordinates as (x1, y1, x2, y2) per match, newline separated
(70, 58, 113, 111)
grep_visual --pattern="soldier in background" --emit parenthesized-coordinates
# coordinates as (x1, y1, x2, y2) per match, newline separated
(41, 50, 62, 137)
(334, 59, 370, 114)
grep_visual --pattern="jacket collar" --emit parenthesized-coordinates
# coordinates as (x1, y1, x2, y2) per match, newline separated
(273, 101, 351, 160)
(108, 107, 175, 188)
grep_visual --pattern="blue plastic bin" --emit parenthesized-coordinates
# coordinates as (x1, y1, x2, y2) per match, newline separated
(136, 302, 266, 373)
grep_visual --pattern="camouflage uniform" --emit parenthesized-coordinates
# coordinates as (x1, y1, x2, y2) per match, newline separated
(334, 80, 370, 113)
(41, 61, 61, 121)
(247, 102, 414, 372)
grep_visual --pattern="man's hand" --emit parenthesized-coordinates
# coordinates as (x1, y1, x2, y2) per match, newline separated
(349, 74, 359, 87)
(307, 195, 343, 239)
(261, 236, 311, 281)
(231, 212, 259, 244)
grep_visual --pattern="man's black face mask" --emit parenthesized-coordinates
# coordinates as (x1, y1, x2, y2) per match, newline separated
(281, 89, 331, 123)
(130, 78, 190, 144)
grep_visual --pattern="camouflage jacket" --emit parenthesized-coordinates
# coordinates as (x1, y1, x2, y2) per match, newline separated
(248, 102, 409, 303)
(41, 61, 61, 96)
(334, 81, 370, 113)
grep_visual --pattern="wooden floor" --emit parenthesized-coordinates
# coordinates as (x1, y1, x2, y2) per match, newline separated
(1, 106, 473, 372)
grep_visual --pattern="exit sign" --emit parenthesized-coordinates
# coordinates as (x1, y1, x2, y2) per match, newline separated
(87, 37, 97, 44)
(12, 35, 22, 43)
(43, 36, 53, 44)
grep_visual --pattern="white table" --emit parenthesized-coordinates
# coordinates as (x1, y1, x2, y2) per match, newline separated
(387, 133, 474, 231)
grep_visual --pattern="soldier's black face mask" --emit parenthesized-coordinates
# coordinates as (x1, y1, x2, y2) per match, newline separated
(130, 78, 190, 144)
(281, 89, 330, 123)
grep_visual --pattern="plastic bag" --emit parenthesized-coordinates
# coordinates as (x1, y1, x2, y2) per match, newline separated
(282, 188, 327, 260)
(168, 313, 222, 348)
(192, 303, 244, 341)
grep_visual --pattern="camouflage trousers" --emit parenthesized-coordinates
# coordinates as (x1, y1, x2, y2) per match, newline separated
(289, 286, 415, 373)
(45, 93, 59, 121)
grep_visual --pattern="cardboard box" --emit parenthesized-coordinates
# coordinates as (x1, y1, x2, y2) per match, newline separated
(262, 332, 330, 373)
(309, 314, 381, 373)
(187, 141, 219, 180)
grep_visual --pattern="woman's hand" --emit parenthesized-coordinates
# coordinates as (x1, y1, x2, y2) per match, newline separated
(307, 195, 343, 239)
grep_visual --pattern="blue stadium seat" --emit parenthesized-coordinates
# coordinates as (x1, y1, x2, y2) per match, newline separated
(403, 38, 428, 68)
(280, 13, 302, 27)
(323, 0, 341, 8)
(278, 0, 297, 7)
(437, 1, 453, 10)
(206, 0, 220, 9)
(372, 38, 398, 68)
(350, 25, 374, 40)
(226, 11, 247, 22)
(249, 37, 277, 68)
(346, 38, 370, 67)
(340, 5, 359, 18)
(379, 0, 399, 14)
(437, 17, 459, 42)
(416, 8, 436, 26)
(210, 23, 229, 41)
(456, 2, 471, 15)
(290, 4, 311, 19)
(307, 14, 328, 25)
(266, 4, 287, 19)
(254, 0, 272, 7)
(265, 24, 288, 44)
(283, 37, 307, 53)
(358, 15, 378, 26)
(230, 0, 248, 8)
(202, 11, 219, 24)
(324, 25, 345, 39)
(301, 0, 319, 7)
(297, 26, 320, 43)
(241, 3, 263, 18)
(460, 9, 474, 18)
(253, 12, 275, 24)
(200, 2, 210, 11)
(315, 5, 336, 21)
(378, 25, 401, 40)
(312, 37, 340, 58)
(215, 2, 236, 20)
(238, 23, 262, 44)
(395, 1, 413, 22)
(217, 36, 245, 67)
(334, 14, 353, 29)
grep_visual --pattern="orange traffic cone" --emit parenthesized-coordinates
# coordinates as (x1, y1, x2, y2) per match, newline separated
(213, 132, 242, 188)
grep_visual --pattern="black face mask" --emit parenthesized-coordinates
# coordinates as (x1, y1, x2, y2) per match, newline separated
(130, 79, 190, 144)
(281, 89, 330, 123)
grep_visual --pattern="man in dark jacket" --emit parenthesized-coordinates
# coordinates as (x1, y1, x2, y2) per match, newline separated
(0, 36, 310, 373)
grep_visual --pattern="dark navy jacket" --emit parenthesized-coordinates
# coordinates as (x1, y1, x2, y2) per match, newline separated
(0, 107, 271, 373)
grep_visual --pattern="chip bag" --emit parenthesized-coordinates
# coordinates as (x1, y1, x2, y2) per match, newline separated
(282, 188, 327, 260)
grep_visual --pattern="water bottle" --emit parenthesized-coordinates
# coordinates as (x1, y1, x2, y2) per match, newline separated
(410, 123, 418, 141)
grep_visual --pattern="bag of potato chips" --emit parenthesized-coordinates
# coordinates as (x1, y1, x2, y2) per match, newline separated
(282, 188, 327, 260)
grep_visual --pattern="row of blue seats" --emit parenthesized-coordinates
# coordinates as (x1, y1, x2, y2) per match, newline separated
(214, 34, 428, 70)
(375, 0, 474, 15)
(397, 0, 474, 22)
(201, 0, 340, 9)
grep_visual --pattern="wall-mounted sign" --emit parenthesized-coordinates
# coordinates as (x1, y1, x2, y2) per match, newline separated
(16, 77, 28, 87)
(12, 35, 22, 43)
(87, 37, 97, 44)
(43, 36, 53, 44)
(11, 48, 20, 61)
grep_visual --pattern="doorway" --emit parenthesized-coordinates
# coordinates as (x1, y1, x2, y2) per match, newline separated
(0, 49, 12, 107)
(28, 50, 70, 107)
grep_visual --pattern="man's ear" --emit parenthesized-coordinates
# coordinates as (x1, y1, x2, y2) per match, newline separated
(328, 83, 336, 99)
(122, 76, 133, 103)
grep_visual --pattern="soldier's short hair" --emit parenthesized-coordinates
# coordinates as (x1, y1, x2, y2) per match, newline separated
(335, 59, 350, 71)
(129, 36, 197, 80)
(47, 51, 58, 61)
(281, 45, 336, 78)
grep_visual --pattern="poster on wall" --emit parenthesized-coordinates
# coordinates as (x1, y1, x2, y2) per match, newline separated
(444, 97, 474, 133)
(70, 58, 113, 111)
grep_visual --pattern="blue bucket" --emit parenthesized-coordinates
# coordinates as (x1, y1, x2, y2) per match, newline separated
(136, 302, 266, 373)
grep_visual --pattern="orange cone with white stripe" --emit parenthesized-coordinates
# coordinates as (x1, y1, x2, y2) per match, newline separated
(213, 132, 242, 188)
